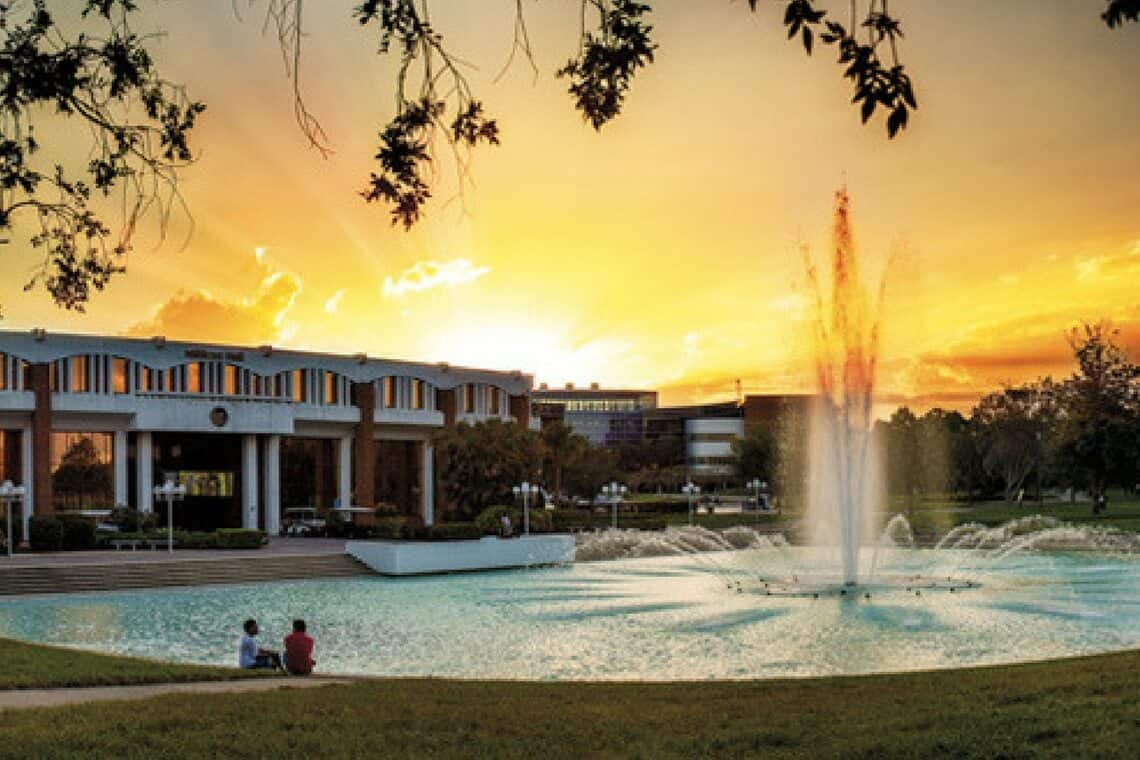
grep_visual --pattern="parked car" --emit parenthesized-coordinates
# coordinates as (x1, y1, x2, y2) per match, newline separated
(283, 507, 326, 537)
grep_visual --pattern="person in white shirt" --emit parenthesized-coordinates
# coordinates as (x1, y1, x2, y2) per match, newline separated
(239, 618, 282, 670)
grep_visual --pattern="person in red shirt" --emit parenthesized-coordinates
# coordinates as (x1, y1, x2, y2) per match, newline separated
(283, 618, 316, 676)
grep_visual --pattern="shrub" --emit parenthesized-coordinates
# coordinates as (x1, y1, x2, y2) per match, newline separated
(474, 506, 554, 535)
(425, 522, 482, 540)
(214, 529, 265, 549)
(29, 516, 64, 551)
(59, 515, 98, 550)
(109, 506, 158, 533)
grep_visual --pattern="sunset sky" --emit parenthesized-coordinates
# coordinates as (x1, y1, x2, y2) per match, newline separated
(3, 1, 1139, 412)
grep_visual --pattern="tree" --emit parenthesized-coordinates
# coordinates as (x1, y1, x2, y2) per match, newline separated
(433, 419, 542, 517)
(1052, 323, 1140, 509)
(560, 440, 620, 500)
(972, 383, 1052, 503)
(733, 424, 777, 484)
(540, 421, 587, 502)
(0, 1, 206, 311)
(6, 2, 1134, 311)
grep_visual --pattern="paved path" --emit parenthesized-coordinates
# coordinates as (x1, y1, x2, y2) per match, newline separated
(0, 537, 348, 567)
(0, 676, 355, 710)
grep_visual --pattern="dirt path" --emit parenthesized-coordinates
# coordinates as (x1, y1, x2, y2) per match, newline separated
(0, 676, 353, 710)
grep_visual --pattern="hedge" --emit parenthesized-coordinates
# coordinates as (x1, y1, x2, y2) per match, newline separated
(215, 529, 265, 549)
(29, 516, 64, 552)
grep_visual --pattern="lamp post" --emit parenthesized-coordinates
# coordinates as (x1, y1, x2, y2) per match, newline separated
(0, 480, 26, 559)
(512, 481, 541, 535)
(682, 481, 701, 526)
(599, 481, 627, 530)
(153, 479, 187, 553)
(747, 479, 768, 522)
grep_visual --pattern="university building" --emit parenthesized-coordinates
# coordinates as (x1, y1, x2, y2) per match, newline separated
(0, 330, 533, 539)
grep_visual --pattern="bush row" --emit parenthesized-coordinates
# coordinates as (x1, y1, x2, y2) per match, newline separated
(29, 515, 98, 551)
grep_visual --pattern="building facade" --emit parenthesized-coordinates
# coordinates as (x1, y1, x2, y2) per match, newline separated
(0, 330, 532, 538)
(532, 385, 658, 446)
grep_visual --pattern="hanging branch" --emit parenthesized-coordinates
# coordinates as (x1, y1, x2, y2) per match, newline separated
(0, 0, 206, 311)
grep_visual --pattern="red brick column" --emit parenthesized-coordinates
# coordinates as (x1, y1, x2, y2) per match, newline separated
(352, 381, 376, 508)
(29, 363, 53, 516)
(509, 394, 531, 428)
(437, 388, 457, 427)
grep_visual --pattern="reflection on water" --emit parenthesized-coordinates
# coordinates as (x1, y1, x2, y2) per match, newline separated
(0, 548, 1137, 681)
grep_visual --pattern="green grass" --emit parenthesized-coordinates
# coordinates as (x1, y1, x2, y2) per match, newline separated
(896, 496, 1140, 535)
(1, 648, 1137, 758)
(0, 637, 262, 690)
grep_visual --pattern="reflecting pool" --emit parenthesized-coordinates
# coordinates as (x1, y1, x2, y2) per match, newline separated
(1, 547, 1137, 681)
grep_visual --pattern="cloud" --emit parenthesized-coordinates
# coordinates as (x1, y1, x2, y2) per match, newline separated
(1075, 240, 1140, 281)
(126, 255, 302, 346)
(382, 259, 490, 298)
(324, 289, 345, 314)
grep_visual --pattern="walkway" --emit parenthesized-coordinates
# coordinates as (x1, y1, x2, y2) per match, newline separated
(0, 676, 354, 711)
(0, 537, 348, 567)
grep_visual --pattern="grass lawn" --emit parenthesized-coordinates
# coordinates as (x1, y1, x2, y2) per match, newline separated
(897, 496, 1140, 535)
(1, 648, 1137, 758)
(0, 637, 262, 690)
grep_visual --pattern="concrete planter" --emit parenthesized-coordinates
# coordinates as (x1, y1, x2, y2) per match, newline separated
(346, 534, 575, 575)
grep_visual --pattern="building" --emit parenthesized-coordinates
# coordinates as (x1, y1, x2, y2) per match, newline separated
(532, 384, 657, 446)
(534, 384, 818, 486)
(0, 329, 532, 538)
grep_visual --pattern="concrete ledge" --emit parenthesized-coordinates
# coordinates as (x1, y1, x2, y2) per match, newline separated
(345, 535, 575, 575)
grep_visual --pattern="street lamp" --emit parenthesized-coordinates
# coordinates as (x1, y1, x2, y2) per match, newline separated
(599, 481, 627, 530)
(747, 478, 769, 521)
(682, 481, 701, 526)
(153, 479, 187, 553)
(512, 481, 541, 535)
(0, 480, 26, 559)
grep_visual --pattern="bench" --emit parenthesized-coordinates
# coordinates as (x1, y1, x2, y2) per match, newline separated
(111, 539, 156, 551)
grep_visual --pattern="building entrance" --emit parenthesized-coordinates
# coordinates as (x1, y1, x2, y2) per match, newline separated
(153, 433, 242, 531)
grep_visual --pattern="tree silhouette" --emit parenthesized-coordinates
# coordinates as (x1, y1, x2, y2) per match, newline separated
(51, 436, 113, 508)
(0, 1, 205, 311)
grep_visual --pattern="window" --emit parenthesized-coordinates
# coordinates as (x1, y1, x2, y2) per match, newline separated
(325, 372, 339, 405)
(488, 387, 500, 415)
(0, 353, 7, 391)
(112, 358, 129, 394)
(384, 377, 397, 408)
(187, 363, 203, 393)
(412, 379, 425, 410)
(224, 365, 239, 395)
(463, 384, 475, 413)
(292, 369, 307, 402)
(70, 356, 89, 393)
(50, 431, 114, 509)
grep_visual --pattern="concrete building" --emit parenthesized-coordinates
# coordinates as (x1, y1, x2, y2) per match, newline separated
(0, 329, 532, 539)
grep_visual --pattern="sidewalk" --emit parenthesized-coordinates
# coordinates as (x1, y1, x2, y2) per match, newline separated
(0, 537, 348, 567)
(0, 676, 354, 711)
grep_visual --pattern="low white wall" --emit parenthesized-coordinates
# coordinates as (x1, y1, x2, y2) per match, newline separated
(346, 535, 575, 575)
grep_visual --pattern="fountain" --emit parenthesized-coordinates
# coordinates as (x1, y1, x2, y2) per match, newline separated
(802, 186, 885, 586)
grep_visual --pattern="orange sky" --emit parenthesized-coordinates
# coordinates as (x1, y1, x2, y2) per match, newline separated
(2, 1, 1139, 412)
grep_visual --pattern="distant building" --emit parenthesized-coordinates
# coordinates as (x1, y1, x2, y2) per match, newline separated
(532, 384, 657, 446)
(534, 382, 818, 486)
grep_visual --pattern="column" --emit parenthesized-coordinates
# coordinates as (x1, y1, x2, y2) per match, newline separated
(437, 388, 457, 427)
(136, 431, 154, 513)
(263, 435, 281, 535)
(509, 394, 531, 428)
(113, 430, 128, 507)
(242, 434, 258, 529)
(338, 434, 352, 508)
(352, 382, 376, 507)
(421, 441, 434, 526)
(29, 363, 52, 516)
(21, 426, 33, 542)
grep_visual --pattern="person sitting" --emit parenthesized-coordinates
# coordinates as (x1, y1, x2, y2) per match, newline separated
(283, 618, 316, 676)
(239, 618, 282, 670)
